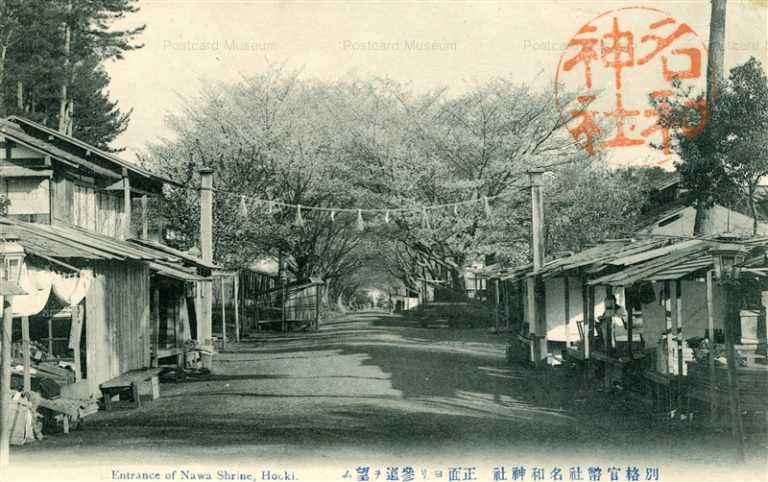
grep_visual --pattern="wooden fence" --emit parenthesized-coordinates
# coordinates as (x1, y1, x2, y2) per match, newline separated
(212, 270, 323, 348)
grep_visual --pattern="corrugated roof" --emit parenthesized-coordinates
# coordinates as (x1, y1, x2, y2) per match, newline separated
(539, 238, 668, 278)
(589, 242, 713, 286)
(150, 262, 208, 282)
(483, 239, 667, 282)
(0, 218, 170, 262)
(647, 257, 713, 281)
(607, 239, 703, 266)
(0, 221, 115, 260)
(128, 238, 217, 270)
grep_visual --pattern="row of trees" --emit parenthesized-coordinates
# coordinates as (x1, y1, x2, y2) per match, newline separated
(147, 69, 667, 303)
(146, 9, 768, 307)
(0, 0, 143, 148)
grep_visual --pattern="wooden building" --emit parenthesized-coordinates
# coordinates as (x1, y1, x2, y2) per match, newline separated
(484, 175, 768, 365)
(485, 234, 767, 424)
(0, 116, 214, 399)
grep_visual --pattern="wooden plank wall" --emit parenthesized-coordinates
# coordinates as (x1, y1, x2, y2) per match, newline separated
(51, 171, 73, 224)
(50, 171, 126, 237)
(85, 261, 151, 396)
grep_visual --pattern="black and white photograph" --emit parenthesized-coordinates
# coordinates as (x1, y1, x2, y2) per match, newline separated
(0, 1, 766, 481)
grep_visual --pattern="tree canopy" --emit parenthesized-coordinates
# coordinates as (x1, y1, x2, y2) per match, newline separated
(656, 57, 768, 234)
(149, 68, 662, 305)
(0, 0, 143, 148)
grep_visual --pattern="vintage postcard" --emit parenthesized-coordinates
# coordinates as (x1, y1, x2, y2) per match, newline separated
(0, 1, 766, 482)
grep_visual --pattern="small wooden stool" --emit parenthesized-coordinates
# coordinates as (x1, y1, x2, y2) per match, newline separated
(99, 368, 162, 411)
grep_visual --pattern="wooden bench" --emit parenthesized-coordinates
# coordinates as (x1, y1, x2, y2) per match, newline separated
(153, 347, 187, 381)
(99, 368, 162, 411)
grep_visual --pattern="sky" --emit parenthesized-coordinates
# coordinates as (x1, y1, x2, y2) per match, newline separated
(106, 0, 768, 165)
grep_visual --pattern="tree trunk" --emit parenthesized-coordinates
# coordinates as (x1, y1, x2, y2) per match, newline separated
(58, 0, 72, 133)
(696, 0, 726, 237)
(0, 44, 7, 117)
(693, 201, 707, 236)
(749, 185, 758, 236)
(16, 80, 22, 111)
(706, 0, 727, 116)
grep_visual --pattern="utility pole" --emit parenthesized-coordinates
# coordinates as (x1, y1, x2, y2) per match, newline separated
(528, 169, 547, 367)
(199, 168, 214, 363)
(0, 297, 12, 467)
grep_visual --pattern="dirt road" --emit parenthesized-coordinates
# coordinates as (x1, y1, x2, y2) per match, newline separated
(8, 311, 768, 481)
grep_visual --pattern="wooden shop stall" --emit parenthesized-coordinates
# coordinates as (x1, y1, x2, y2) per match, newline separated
(0, 217, 213, 423)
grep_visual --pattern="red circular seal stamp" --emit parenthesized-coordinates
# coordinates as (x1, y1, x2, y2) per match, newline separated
(555, 6, 708, 166)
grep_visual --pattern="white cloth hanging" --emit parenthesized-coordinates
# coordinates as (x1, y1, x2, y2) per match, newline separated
(7, 261, 92, 317)
(11, 264, 55, 317)
(51, 269, 93, 307)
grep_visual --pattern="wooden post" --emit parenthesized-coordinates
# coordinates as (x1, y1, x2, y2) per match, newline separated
(177, 295, 189, 381)
(526, 277, 537, 364)
(314, 283, 320, 331)
(586, 284, 595, 359)
(605, 286, 613, 356)
(0, 297, 13, 467)
(234, 273, 240, 343)
(141, 194, 149, 240)
(122, 169, 131, 240)
(281, 278, 288, 333)
(255, 278, 261, 334)
(21, 316, 30, 393)
(706, 271, 717, 421)
(504, 281, 511, 330)
(494, 279, 501, 333)
(627, 301, 634, 360)
(528, 169, 547, 366)
(220, 276, 227, 352)
(46, 318, 53, 355)
(723, 279, 746, 461)
(199, 168, 214, 352)
(664, 281, 672, 377)
(675, 280, 684, 412)
(151, 287, 160, 367)
(70, 305, 82, 381)
(564, 276, 571, 348)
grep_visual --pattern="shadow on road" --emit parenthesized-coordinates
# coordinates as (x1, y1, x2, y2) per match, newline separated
(12, 311, 767, 471)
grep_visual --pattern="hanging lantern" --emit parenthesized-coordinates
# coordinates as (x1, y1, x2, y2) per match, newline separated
(295, 205, 305, 227)
(421, 207, 431, 230)
(711, 244, 748, 281)
(0, 241, 26, 296)
(483, 196, 492, 217)
(356, 210, 365, 232)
